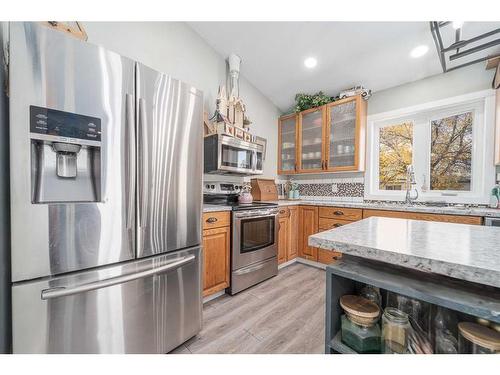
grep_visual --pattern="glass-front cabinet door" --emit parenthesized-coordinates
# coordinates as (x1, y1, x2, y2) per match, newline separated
(298, 107, 325, 173)
(278, 114, 298, 174)
(325, 95, 366, 172)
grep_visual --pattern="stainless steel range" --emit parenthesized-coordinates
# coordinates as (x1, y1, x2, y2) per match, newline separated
(204, 182, 278, 294)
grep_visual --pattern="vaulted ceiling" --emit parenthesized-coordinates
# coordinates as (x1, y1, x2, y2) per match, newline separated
(188, 22, 500, 113)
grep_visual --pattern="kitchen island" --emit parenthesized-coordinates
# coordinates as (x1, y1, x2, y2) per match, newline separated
(308, 217, 500, 354)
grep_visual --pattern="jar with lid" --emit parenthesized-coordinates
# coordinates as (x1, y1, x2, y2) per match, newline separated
(458, 322, 500, 354)
(381, 307, 411, 354)
(340, 295, 381, 353)
(359, 284, 382, 308)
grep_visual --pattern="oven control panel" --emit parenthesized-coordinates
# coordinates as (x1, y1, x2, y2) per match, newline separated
(204, 182, 243, 194)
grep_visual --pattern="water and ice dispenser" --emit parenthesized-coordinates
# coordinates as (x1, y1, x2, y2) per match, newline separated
(30, 106, 102, 203)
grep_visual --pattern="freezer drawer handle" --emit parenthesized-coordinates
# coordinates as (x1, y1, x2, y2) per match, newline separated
(40, 255, 195, 300)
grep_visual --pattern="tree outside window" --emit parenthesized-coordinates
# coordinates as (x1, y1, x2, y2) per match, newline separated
(379, 123, 413, 190)
(430, 112, 472, 191)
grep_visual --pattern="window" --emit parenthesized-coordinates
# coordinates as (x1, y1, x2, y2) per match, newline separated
(365, 91, 496, 204)
(379, 122, 413, 190)
(430, 112, 472, 191)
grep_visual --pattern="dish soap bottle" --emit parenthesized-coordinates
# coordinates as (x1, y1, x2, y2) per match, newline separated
(489, 186, 500, 209)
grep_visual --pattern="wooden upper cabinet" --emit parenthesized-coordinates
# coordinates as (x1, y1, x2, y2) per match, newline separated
(278, 113, 298, 174)
(325, 95, 366, 172)
(298, 106, 326, 173)
(277, 95, 366, 175)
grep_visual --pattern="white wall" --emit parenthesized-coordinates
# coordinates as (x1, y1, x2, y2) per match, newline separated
(295, 64, 496, 184)
(368, 63, 495, 115)
(83, 22, 281, 181)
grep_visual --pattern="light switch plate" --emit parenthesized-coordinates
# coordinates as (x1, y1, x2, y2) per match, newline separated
(331, 183, 338, 193)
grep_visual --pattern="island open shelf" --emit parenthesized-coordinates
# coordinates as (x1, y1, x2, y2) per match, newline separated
(325, 256, 500, 353)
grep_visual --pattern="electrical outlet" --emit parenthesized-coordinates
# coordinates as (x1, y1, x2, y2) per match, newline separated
(331, 183, 338, 193)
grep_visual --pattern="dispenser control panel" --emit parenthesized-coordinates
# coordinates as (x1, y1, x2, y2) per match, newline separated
(30, 105, 102, 145)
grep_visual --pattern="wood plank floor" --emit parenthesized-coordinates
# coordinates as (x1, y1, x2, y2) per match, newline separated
(170, 263, 326, 354)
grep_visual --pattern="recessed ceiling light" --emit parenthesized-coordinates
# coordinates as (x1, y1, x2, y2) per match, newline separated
(304, 57, 317, 68)
(410, 45, 429, 58)
(452, 21, 464, 29)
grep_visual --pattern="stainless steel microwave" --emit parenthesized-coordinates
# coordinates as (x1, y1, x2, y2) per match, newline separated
(204, 134, 264, 175)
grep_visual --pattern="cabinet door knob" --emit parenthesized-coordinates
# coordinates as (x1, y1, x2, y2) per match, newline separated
(333, 223, 343, 228)
(206, 217, 218, 223)
(333, 211, 344, 216)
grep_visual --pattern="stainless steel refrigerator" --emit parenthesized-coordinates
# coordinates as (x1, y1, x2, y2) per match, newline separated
(7, 22, 203, 353)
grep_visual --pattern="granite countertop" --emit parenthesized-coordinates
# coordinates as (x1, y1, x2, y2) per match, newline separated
(272, 199, 500, 218)
(202, 199, 500, 217)
(203, 204, 232, 213)
(309, 216, 500, 288)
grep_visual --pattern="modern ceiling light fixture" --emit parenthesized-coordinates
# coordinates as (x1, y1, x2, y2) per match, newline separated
(410, 45, 429, 58)
(430, 21, 500, 72)
(304, 57, 317, 69)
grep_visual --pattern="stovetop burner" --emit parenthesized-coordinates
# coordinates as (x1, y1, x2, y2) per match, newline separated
(204, 193, 277, 211)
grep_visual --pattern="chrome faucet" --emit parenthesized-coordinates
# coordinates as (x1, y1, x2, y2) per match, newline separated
(405, 165, 419, 204)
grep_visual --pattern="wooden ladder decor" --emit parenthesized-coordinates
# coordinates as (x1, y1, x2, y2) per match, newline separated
(41, 21, 88, 41)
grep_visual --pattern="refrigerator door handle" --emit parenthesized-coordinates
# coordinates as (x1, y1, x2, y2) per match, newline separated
(125, 93, 136, 231)
(40, 254, 195, 300)
(137, 97, 148, 230)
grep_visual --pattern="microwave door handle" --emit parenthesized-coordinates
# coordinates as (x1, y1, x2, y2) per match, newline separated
(252, 150, 257, 171)
(41, 255, 195, 300)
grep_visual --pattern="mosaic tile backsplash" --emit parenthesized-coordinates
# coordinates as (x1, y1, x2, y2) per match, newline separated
(298, 182, 364, 197)
(276, 178, 364, 199)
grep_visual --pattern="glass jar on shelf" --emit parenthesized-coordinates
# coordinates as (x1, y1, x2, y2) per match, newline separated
(340, 295, 381, 353)
(381, 307, 411, 354)
(458, 322, 500, 354)
(434, 306, 458, 354)
(359, 284, 382, 308)
(386, 291, 431, 340)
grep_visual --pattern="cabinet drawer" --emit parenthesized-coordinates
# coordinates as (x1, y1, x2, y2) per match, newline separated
(203, 211, 231, 230)
(362, 209, 482, 225)
(317, 249, 342, 265)
(278, 207, 290, 218)
(319, 206, 362, 221)
(318, 217, 352, 231)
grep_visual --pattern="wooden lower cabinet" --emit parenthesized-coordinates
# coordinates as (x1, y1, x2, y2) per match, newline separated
(277, 206, 299, 265)
(317, 249, 341, 264)
(299, 206, 319, 261)
(294, 204, 484, 267)
(288, 206, 299, 260)
(202, 224, 230, 297)
(278, 216, 289, 264)
(362, 209, 482, 225)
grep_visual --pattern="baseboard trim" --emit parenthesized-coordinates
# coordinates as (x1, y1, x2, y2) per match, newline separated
(278, 258, 298, 269)
(296, 257, 327, 270)
(202, 290, 226, 304)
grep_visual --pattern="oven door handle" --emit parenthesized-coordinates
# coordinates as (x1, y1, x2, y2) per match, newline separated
(233, 261, 272, 276)
(234, 213, 278, 220)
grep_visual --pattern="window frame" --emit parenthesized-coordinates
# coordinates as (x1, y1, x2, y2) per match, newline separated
(365, 90, 496, 204)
